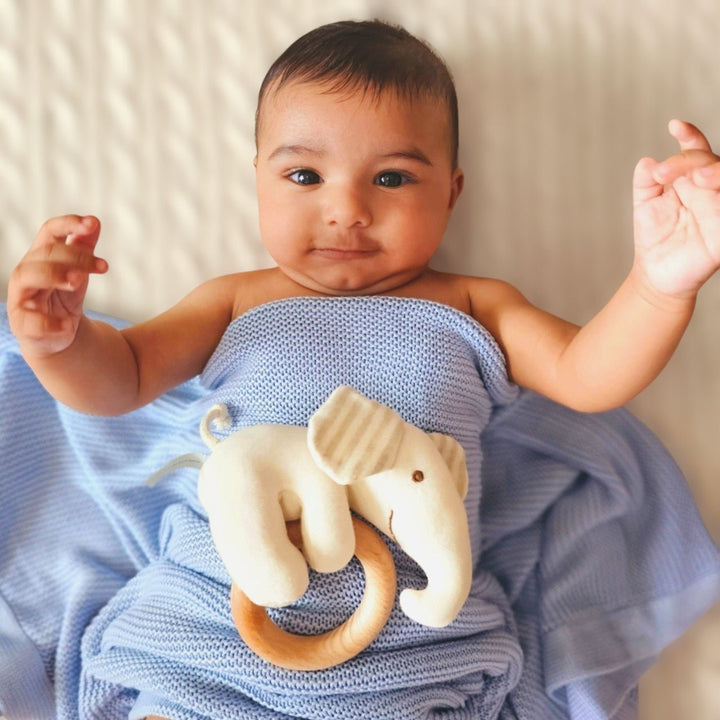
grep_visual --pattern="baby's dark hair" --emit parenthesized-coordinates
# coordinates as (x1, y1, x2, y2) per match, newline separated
(255, 20, 459, 168)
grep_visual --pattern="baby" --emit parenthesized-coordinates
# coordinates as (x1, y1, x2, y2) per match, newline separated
(6, 20, 720, 417)
(5, 19, 720, 720)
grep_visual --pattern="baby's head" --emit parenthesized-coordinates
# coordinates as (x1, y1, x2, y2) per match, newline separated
(254, 20, 464, 295)
(255, 20, 459, 170)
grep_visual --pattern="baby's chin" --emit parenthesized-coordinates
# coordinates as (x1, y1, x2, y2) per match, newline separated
(279, 265, 424, 296)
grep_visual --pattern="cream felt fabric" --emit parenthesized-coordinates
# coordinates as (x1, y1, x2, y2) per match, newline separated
(195, 386, 472, 627)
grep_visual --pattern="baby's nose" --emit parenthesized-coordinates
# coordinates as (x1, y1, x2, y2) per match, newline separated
(322, 185, 372, 228)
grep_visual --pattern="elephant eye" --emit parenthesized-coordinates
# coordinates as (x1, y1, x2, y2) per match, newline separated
(412, 470, 425, 483)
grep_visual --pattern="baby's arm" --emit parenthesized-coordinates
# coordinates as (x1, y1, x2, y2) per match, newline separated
(472, 120, 720, 412)
(7, 215, 235, 414)
(473, 276, 693, 412)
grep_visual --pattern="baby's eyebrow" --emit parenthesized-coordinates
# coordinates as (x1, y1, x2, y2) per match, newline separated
(380, 149, 433, 166)
(266, 144, 433, 167)
(267, 144, 326, 161)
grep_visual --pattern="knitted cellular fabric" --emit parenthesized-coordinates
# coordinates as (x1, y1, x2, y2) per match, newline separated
(1, 297, 718, 720)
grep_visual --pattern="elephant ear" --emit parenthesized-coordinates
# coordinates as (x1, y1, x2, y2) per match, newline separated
(429, 432, 469, 499)
(308, 386, 405, 485)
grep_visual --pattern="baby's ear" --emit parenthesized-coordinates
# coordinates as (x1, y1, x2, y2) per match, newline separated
(253, 156, 258, 168)
(449, 168, 464, 210)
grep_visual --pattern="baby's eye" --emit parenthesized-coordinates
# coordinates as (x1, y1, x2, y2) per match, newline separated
(375, 171, 412, 188)
(288, 169, 321, 185)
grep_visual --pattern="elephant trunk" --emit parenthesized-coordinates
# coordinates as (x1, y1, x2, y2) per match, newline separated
(399, 566, 471, 628)
(396, 520, 473, 628)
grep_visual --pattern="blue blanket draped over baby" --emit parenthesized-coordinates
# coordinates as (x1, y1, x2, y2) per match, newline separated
(1, 296, 719, 720)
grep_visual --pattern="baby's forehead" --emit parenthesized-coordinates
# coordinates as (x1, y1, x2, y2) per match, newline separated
(255, 79, 457, 167)
(264, 77, 442, 112)
(258, 79, 450, 137)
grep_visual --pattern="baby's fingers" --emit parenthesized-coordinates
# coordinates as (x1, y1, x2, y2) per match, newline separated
(13, 306, 73, 339)
(693, 161, 720, 189)
(652, 150, 717, 185)
(668, 119, 713, 152)
(10, 306, 79, 355)
(32, 214, 100, 249)
(12, 247, 107, 298)
(652, 121, 718, 185)
(633, 157, 663, 205)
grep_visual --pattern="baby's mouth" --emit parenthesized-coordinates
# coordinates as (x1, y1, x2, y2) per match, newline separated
(312, 247, 378, 260)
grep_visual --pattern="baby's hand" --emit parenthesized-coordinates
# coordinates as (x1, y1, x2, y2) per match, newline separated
(7, 215, 108, 356)
(632, 120, 720, 301)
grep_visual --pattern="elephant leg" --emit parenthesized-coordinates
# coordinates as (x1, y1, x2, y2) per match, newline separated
(296, 482, 355, 574)
(208, 496, 310, 609)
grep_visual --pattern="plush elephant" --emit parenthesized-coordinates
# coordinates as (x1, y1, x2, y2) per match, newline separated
(155, 386, 472, 628)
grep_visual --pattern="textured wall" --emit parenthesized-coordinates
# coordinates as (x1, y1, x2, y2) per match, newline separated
(1, 0, 719, 716)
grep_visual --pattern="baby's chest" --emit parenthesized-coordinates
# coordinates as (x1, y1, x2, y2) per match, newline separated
(238, 324, 486, 425)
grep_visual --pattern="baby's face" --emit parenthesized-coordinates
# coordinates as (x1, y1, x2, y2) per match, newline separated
(254, 80, 464, 295)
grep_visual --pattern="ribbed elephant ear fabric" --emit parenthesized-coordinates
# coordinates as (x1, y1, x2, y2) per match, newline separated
(1, 297, 719, 720)
(307, 385, 406, 485)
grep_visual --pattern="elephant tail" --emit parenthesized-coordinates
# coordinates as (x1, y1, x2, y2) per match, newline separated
(146, 453, 206, 486)
(200, 403, 231, 448)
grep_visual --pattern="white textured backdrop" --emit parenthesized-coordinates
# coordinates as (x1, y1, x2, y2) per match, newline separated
(1, 0, 719, 717)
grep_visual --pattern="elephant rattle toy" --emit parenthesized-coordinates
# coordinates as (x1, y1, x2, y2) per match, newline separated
(151, 386, 472, 670)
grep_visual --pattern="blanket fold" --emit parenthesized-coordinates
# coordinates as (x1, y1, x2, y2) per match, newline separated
(1, 297, 718, 720)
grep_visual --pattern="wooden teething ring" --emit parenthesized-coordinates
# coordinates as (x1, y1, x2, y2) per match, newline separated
(230, 516, 396, 671)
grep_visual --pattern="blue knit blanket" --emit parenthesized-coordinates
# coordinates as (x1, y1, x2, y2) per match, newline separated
(1, 297, 719, 720)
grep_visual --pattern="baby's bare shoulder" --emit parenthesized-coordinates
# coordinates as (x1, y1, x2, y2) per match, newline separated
(438, 273, 526, 315)
(228, 267, 318, 318)
(465, 275, 525, 303)
(393, 271, 526, 320)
